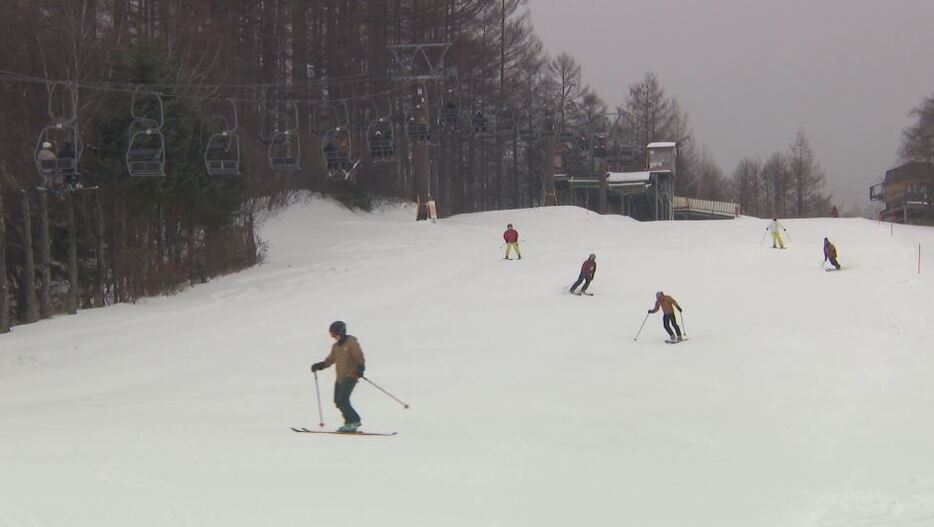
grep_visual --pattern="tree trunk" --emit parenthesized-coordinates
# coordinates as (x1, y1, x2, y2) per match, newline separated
(37, 190, 52, 318)
(113, 0, 128, 42)
(414, 142, 430, 220)
(598, 162, 608, 214)
(543, 126, 557, 206)
(0, 189, 10, 333)
(96, 191, 107, 307)
(65, 191, 78, 314)
(20, 191, 39, 323)
(438, 132, 451, 218)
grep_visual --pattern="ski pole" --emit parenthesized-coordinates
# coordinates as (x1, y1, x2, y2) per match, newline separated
(633, 312, 650, 341)
(759, 230, 767, 246)
(362, 376, 410, 409)
(313, 371, 325, 428)
(784, 230, 792, 243)
(679, 311, 687, 337)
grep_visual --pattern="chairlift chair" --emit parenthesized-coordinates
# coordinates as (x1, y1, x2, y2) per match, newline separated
(204, 99, 241, 176)
(34, 124, 80, 182)
(367, 119, 395, 161)
(406, 94, 432, 143)
(34, 83, 83, 188)
(126, 89, 167, 177)
(205, 132, 241, 176)
(323, 128, 354, 172)
(268, 130, 301, 170)
(126, 129, 167, 177)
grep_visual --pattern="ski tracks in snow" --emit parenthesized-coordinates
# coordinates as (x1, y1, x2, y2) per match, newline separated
(0, 499, 43, 527)
(814, 478, 934, 526)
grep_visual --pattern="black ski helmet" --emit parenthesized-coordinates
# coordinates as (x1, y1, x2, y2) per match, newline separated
(329, 320, 347, 336)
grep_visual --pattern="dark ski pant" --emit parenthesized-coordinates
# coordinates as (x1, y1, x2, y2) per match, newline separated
(663, 313, 682, 339)
(570, 272, 592, 293)
(827, 256, 841, 270)
(334, 378, 360, 424)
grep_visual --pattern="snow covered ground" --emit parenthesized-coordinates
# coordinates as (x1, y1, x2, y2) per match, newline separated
(1, 194, 933, 526)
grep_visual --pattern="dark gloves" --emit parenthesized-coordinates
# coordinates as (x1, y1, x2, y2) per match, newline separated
(647, 309, 652, 313)
(356, 365, 366, 378)
(678, 308, 683, 313)
(311, 361, 327, 372)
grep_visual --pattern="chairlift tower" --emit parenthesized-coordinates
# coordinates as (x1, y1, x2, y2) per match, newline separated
(646, 142, 677, 220)
(388, 43, 452, 220)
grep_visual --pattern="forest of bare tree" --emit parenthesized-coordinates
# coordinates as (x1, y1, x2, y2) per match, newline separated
(0, 0, 836, 332)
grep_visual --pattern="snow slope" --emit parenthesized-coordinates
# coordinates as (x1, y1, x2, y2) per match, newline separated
(1, 195, 933, 527)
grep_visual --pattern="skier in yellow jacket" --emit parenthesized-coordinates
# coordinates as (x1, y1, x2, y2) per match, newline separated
(767, 218, 788, 249)
(312, 321, 366, 432)
(648, 291, 684, 342)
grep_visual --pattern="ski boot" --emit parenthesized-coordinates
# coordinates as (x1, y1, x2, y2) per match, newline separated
(338, 422, 361, 433)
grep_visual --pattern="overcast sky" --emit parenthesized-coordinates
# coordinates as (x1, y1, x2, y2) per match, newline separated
(528, 0, 934, 209)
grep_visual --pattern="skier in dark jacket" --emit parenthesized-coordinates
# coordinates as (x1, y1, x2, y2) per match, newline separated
(311, 321, 366, 432)
(569, 254, 597, 295)
(823, 238, 841, 270)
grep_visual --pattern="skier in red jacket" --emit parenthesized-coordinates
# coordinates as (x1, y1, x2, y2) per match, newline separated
(569, 254, 597, 295)
(503, 223, 521, 260)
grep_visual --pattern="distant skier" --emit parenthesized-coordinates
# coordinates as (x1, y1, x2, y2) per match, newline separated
(311, 321, 366, 433)
(766, 218, 788, 249)
(831, 206, 839, 218)
(823, 237, 841, 270)
(503, 223, 521, 260)
(569, 254, 597, 295)
(648, 291, 683, 342)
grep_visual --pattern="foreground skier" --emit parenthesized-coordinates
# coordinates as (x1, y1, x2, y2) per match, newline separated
(311, 321, 366, 432)
(648, 291, 684, 342)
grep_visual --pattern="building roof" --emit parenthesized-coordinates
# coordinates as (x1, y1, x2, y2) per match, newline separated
(607, 171, 651, 184)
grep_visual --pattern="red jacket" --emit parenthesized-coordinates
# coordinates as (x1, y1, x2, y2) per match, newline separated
(580, 259, 596, 277)
(503, 228, 519, 243)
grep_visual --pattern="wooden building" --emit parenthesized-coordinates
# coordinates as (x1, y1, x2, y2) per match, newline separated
(870, 162, 934, 225)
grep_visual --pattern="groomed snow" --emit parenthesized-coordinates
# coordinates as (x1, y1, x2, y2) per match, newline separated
(1, 195, 932, 526)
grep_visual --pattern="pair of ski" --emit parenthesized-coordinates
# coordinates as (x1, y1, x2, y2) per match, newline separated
(571, 291, 593, 296)
(291, 426, 396, 437)
(665, 338, 690, 345)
